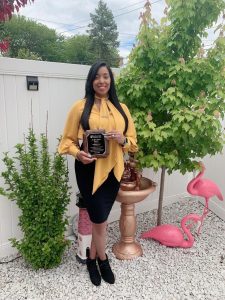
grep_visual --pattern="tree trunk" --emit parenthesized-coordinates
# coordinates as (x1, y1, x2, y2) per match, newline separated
(157, 166, 166, 225)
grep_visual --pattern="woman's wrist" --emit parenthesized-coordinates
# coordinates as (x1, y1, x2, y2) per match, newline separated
(76, 151, 81, 161)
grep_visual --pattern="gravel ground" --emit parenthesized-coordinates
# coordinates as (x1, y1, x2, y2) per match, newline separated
(0, 198, 225, 300)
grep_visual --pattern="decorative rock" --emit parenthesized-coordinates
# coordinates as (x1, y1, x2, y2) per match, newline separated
(0, 198, 224, 299)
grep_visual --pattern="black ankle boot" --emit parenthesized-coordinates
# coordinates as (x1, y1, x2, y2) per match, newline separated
(86, 249, 101, 286)
(98, 254, 115, 284)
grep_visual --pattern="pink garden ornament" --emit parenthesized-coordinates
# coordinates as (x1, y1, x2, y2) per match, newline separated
(140, 214, 202, 248)
(141, 163, 223, 248)
(187, 162, 223, 225)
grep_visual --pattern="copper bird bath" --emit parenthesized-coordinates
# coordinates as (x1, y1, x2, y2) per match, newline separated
(113, 177, 156, 260)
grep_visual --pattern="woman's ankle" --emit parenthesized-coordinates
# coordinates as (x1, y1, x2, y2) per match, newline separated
(86, 247, 96, 260)
(97, 254, 115, 284)
(98, 254, 107, 261)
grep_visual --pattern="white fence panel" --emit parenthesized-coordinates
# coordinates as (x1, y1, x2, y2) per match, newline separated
(0, 58, 91, 258)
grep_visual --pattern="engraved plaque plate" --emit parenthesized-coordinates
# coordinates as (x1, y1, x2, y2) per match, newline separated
(83, 130, 109, 158)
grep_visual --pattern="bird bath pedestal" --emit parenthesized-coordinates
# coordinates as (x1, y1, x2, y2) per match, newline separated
(112, 177, 156, 260)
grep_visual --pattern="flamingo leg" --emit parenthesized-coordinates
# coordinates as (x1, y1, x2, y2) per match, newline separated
(197, 198, 209, 235)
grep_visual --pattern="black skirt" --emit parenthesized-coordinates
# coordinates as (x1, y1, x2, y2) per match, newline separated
(75, 160, 120, 224)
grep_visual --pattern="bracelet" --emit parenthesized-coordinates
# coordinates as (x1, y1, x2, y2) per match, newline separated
(121, 137, 128, 147)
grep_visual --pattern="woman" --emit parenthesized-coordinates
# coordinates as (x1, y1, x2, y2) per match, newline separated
(58, 61, 138, 286)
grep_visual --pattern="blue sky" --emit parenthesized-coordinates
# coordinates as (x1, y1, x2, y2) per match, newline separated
(18, 0, 221, 59)
(18, 0, 166, 58)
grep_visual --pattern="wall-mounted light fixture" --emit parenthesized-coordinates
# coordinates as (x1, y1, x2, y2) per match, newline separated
(26, 76, 39, 91)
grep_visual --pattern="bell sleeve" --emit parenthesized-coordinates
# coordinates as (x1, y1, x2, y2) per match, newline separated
(58, 101, 82, 158)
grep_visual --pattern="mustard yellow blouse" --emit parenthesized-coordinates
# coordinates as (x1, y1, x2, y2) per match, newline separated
(58, 98, 138, 194)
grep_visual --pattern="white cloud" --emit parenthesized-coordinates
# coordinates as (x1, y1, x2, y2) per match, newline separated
(18, 0, 221, 58)
(18, 0, 166, 58)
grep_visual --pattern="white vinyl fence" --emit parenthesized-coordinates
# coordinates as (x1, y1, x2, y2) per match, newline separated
(0, 57, 224, 258)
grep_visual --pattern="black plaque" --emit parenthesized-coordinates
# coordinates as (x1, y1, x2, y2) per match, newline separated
(83, 130, 109, 158)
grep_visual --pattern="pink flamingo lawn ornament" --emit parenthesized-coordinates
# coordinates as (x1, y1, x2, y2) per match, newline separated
(140, 214, 202, 248)
(140, 162, 223, 248)
(187, 162, 223, 231)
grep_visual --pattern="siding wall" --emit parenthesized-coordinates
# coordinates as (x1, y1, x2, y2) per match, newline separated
(1, 57, 223, 259)
(201, 152, 225, 219)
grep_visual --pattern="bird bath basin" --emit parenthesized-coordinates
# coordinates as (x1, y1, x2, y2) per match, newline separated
(112, 177, 156, 260)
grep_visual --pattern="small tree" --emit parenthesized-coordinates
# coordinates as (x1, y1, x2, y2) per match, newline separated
(117, 0, 225, 224)
(0, 129, 71, 269)
(87, 0, 120, 67)
(17, 48, 41, 60)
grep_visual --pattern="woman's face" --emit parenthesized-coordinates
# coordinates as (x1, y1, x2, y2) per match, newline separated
(93, 66, 111, 98)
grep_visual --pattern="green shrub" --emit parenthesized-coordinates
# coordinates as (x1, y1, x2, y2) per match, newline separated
(0, 129, 71, 269)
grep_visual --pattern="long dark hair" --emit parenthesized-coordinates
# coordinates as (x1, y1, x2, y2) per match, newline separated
(80, 61, 128, 133)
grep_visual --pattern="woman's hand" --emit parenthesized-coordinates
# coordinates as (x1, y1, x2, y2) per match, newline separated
(105, 131, 126, 145)
(76, 151, 97, 164)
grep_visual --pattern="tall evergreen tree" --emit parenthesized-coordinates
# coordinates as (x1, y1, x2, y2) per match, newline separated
(87, 0, 120, 67)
